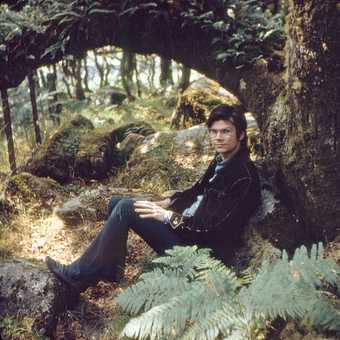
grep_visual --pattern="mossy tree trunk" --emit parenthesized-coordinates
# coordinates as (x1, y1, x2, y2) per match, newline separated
(241, 0, 340, 245)
(83, 53, 91, 92)
(72, 58, 86, 100)
(27, 72, 42, 144)
(120, 50, 136, 101)
(178, 64, 191, 93)
(280, 0, 340, 242)
(0, 89, 16, 173)
(159, 58, 173, 92)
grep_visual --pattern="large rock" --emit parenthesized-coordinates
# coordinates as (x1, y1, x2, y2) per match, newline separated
(0, 260, 76, 337)
(4, 172, 64, 209)
(112, 121, 155, 143)
(74, 129, 123, 180)
(111, 125, 213, 195)
(170, 77, 240, 128)
(55, 185, 155, 225)
(24, 115, 122, 183)
(118, 133, 145, 160)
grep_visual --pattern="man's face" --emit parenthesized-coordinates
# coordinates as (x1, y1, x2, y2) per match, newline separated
(208, 119, 244, 160)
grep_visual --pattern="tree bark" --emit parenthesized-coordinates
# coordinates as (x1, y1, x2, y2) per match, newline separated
(120, 50, 136, 101)
(83, 53, 91, 92)
(283, 0, 340, 241)
(178, 64, 191, 93)
(159, 58, 173, 91)
(245, 0, 340, 245)
(0, 89, 16, 173)
(47, 66, 61, 126)
(73, 58, 85, 100)
(27, 72, 42, 144)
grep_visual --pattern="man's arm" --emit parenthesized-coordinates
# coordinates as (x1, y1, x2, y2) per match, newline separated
(169, 176, 260, 232)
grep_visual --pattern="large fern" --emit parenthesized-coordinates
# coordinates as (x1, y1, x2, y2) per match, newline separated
(116, 244, 340, 339)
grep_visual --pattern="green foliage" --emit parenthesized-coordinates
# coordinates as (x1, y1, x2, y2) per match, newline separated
(116, 244, 340, 339)
(241, 243, 340, 331)
(0, 314, 48, 340)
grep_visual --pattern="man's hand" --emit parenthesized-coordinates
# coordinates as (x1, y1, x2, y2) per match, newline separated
(153, 198, 171, 209)
(134, 200, 171, 222)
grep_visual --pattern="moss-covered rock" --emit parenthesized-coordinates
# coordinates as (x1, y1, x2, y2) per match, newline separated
(74, 129, 123, 180)
(110, 126, 213, 196)
(112, 121, 155, 143)
(171, 78, 240, 129)
(24, 115, 122, 183)
(5, 172, 63, 208)
(0, 260, 77, 337)
(118, 133, 145, 160)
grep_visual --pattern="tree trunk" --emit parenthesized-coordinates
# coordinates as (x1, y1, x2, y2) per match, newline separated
(283, 0, 340, 242)
(94, 50, 105, 88)
(120, 50, 136, 101)
(159, 57, 173, 92)
(83, 54, 91, 92)
(74, 58, 85, 100)
(103, 55, 111, 87)
(0, 89, 16, 173)
(38, 70, 47, 89)
(248, 0, 340, 246)
(147, 56, 156, 92)
(27, 72, 42, 144)
(47, 66, 61, 126)
(178, 64, 191, 93)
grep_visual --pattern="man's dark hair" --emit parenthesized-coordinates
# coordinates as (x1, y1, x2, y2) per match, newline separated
(207, 104, 248, 150)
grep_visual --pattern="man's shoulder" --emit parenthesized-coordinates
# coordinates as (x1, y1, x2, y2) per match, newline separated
(223, 152, 259, 185)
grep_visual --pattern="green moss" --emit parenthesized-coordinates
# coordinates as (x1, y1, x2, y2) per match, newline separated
(5, 172, 62, 204)
(111, 132, 196, 195)
(0, 315, 47, 340)
(176, 86, 240, 128)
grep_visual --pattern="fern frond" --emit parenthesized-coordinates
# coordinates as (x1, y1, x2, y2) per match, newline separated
(116, 268, 191, 315)
(182, 300, 243, 340)
(116, 243, 340, 340)
(242, 243, 340, 329)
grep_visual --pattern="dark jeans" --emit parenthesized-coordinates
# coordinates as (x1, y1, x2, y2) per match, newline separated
(67, 197, 189, 283)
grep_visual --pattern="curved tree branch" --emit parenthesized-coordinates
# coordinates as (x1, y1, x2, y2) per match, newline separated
(0, 0, 285, 115)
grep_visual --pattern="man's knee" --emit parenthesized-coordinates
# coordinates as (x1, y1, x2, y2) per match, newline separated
(107, 196, 122, 216)
(114, 198, 135, 218)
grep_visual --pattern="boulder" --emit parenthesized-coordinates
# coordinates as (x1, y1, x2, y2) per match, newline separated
(54, 197, 86, 225)
(74, 130, 123, 181)
(110, 91, 126, 105)
(0, 260, 76, 337)
(118, 133, 145, 160)
(111, 126, 212, 195)
(4, 172, 64, 209)
(112, 121, 155, 143)
(0, 198, 15, 227)
(170, 77, 240, 129)
(24, 115, 122, 183)
(55, 185, 155, 226)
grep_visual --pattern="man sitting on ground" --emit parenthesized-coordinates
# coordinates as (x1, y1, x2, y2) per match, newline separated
(46, 104, 261, 292)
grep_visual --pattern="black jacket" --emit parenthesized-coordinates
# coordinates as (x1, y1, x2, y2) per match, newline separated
(168, 149, 261, 258)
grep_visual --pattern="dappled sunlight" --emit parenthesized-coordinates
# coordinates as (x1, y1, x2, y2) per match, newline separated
(139, 131, 161, 154)
(14, 210, 94, 264)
